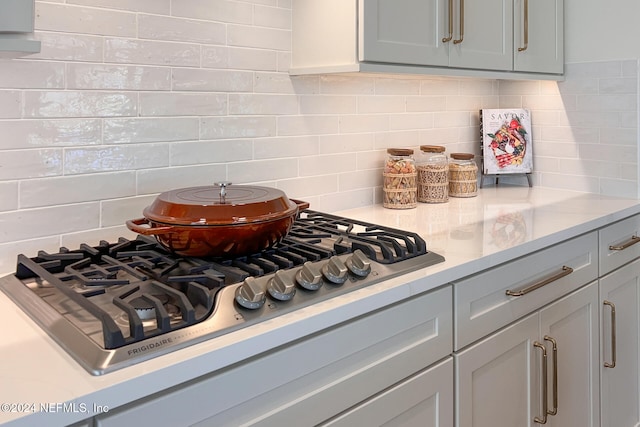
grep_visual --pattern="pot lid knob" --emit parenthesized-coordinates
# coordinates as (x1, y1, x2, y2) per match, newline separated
(214, 181, 232, 203)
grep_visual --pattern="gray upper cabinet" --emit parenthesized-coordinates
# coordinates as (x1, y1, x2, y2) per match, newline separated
(291, 0, 564, 80)
(0, 0, 41, 58)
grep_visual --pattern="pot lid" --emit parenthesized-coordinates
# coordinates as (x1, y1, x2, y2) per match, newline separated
(143, 183, 298, 226)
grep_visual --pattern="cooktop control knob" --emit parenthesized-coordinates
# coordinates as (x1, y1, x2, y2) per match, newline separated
(267, 270, 296, 301)
(295, 261, 323, 291)
(345, 249, 372, 277)
(235, 277, 266, 309)
(322, 256, 349, 285)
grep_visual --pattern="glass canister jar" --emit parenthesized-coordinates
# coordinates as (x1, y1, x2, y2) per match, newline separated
(417, 145, 449, 203)
(449, 153, 478, 197)
(383, 148, 417, 209)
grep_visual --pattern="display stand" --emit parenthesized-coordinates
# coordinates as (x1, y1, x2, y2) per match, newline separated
(480, 173, 533, 188)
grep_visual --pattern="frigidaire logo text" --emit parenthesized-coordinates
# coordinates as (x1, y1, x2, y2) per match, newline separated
(128, 337, 174, 355)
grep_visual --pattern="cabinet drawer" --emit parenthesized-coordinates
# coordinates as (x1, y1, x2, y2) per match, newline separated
(599, 214, 640, 276)
(454, 231, 598, 350)
(319, 357, 454, 427)
(96, 286, 452, 427)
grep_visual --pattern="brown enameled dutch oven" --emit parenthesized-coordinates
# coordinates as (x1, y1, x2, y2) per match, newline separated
(126, 182, 309, 257)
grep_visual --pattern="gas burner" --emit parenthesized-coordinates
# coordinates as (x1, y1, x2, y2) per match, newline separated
(0, 209, 444, 375)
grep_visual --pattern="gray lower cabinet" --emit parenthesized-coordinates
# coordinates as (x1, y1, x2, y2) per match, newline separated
(95, 285, 453, 427)
(598, 214, 640, 427)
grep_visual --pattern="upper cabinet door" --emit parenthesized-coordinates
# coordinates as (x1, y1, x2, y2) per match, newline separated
(449, 0, 513, 70)
(514, 0, 564, 74)
(359, 0, 449, 67)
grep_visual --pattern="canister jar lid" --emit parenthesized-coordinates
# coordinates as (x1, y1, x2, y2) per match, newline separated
(450, 152, 475, 160)
(387, 148, 414, 156)
(420, 145, 445, 153)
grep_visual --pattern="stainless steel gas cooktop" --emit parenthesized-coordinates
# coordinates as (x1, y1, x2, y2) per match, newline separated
(0, 210, 444, 375)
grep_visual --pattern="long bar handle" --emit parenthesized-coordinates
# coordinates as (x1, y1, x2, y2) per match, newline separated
(518, 0, 529, 51)
(534, 341, 548, 424)
(506, 266, 573, 297)
(453, 0, 464, 44)
(603, 300, 617, 368)
(609, 235, 640, 251)
(442, 0, 453, 42)
(544, 336, 558, 416)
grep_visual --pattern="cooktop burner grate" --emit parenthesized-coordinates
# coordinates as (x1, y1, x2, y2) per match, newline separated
(1, 209, 444, 374)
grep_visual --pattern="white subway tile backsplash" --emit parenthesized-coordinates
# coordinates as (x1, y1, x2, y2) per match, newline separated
(105, 38, 201, 67)
(357, 96, 405, 114)
(100, 195, 157, 227)
(67, 0, 171, 14)
(0, 119, 102, 149)
(136, 164, 227, 195)
(35, 3, 137, 37)
(0, 1, 636, 249)
(201, 46, 230, 69)
(171, 139, 253, 165)
(172, 0, 253, 25)
(32, 32, 104, 62)
(0, 237, 60, 276)
(138, 15, 226, 44)
(103, 118, 199, 143)
(172, 69, 254, 92)
(389, 113, 433, 131)
(0, 60, 64, 89)
(257, 73, 319, 94)
(228, 25, 290, 51)
(24, 91, 137, 118)
(228, 47, 278, 71)
(254, 136, 317, 159)
(299, 95, 356, 115)
(374, 78, 421, 96)
(200, 116, 276, 139)
(229, 93, 299, 115)
(340, 114, 389, 134)
(0, 149, 62, 179)
(20, 172, 136, 208)
(64, 143, 170, 174)
(277, 115, 341, 136)
(67, 64, 172, 90)
(139, 93, 227, 116)
(228, 158, 299, 182)
(0, 91, 21, 118)
(0, 182, 18, 212)
(0, 203, 100, 244)
(318, 133, 374, 154)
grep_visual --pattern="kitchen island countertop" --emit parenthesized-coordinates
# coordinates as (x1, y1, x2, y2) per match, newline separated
(1, 186, 640, 426)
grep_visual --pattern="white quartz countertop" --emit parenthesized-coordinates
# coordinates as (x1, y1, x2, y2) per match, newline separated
(1, 187, 640, 426)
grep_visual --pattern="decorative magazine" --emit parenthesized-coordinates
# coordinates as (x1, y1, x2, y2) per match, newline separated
(480, 109, 533, 175)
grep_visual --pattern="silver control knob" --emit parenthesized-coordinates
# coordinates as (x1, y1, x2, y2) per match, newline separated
(267, 270, 296, 301)
(322, 256, 348, 285)
(345, 250, 372, 277)
(295, 261, 323, 291)
(235, 277, 266, 309)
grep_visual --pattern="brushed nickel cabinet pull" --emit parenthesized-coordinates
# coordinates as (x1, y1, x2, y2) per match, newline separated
(544, 336, 558, 416)
(534, 341, 548, 424)
(609, 235, 640, 251)
(505, 266, 574, 297)
(518, 0, 529, 51)
(442, 0, 453, 42)
(603, 300, 617, 368)
(453, 0, 464, 44)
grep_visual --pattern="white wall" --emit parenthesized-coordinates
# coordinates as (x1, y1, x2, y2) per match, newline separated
(564, 0, 640, 62)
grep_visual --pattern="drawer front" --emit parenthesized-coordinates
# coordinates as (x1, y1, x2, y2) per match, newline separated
(96, 286, 453, 427)
(599, 214, 640, 276)
(454, 231, 598, 350)
(319, 358, 454, 427)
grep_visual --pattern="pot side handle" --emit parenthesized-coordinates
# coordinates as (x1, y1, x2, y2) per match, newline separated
(291, 199, 310, 211)
(126, 218, 174, 236)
